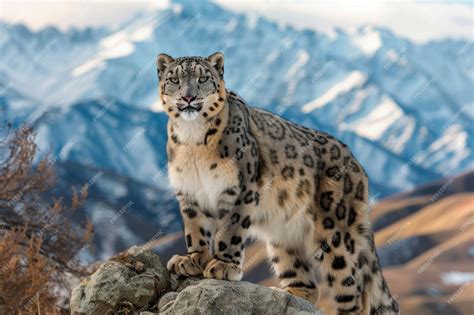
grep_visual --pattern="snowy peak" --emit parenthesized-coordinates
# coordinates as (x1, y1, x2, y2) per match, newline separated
(1, 0, 472, 198)
(302, 71, 367, 112)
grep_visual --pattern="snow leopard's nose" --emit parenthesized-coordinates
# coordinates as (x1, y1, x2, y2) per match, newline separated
(182, 95, 196, 104)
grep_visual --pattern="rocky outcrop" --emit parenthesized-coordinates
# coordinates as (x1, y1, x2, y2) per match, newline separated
(70, 246, 322, 314)
(70, 246, 170, 314)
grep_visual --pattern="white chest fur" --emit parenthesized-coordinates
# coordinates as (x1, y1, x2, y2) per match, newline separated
(169, 145, 239, 212)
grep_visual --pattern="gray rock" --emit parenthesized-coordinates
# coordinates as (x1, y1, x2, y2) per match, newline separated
(158, 279, 322, 315)
(70, 246, 170, 314)
(70, 246, 322, 314)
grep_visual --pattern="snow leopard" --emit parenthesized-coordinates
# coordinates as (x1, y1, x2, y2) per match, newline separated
(156, 52, 399, 315)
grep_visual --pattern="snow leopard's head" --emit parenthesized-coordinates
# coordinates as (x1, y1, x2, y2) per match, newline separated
(157, 52, 226, 121)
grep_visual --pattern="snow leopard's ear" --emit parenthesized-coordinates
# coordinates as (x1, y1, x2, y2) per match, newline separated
(156, 53, 174, 79)
(207, 52, 224, 79)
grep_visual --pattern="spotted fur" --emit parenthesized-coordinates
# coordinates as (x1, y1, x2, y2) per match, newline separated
(157, 52, 399, 315)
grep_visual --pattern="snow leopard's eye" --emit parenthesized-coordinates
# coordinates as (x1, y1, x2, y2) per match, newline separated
(169, 77, 179, 84)
(198, 76, 209, 84)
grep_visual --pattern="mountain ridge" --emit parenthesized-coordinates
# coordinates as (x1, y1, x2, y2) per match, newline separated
(1, 0, 472, 197)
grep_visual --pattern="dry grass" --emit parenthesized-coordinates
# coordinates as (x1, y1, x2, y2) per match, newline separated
(0, 228, 58, 314)
(0, 124, 92, 314)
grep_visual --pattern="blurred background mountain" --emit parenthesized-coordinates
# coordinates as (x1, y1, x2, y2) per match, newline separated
(1, 0, 473, 314)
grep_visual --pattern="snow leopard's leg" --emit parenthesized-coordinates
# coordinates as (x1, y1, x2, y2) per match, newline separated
(203, 185, 249, 281)
(267, 242, 320, 305)
(311, 173, 398, 315)
(167, 195, 214, 276)
(313, 228, 366, 314)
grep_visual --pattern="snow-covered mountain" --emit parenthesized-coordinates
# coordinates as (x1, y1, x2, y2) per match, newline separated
(31, 99, 170, 189)
(1, 0, 473, 199)
(50, 160, 179, 260)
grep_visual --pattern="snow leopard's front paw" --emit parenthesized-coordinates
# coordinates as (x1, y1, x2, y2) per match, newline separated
(167, 252, 207, 277)
(203, 257, 243, 281)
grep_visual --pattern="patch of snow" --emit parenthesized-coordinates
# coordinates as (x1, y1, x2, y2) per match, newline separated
(302, 71, 367, 112)
(160, 211, 176, 227)
(100, 31, 135, 58)
(72, 58, 105, 77)
(102, 41, 135, 59)
(347, 96, 403, 140)
(225, 18, 238, 33)
(323, 28, 338, 41)
(144, 187, 159, 202)
(351, 26, 382, 56)
(89, 204, 116, 224)
(386, 49, 399, 62)
(421, 124, 470, 172)
(97, 177, 128, 199)
(34, 124, 52, 155)
(130, 26, 154, 41)
(441, 271, 474, 286)
(287, 50, 309, 78)
(72, 29, 137, 76)
(343, 88, 371, 117)
(282, 50, 309, 106)
(265, 50, 279, 63)
(58, 141, 75, 160)
(100, 31, 127, 49)
(462, 102, 474, 119)
(246, 13, 258, 30)
(390, 116, 416, 154)
(172, 3, 183, 14)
